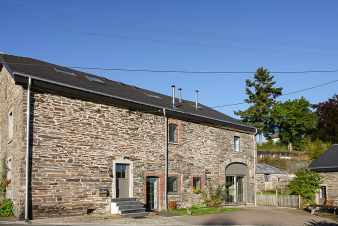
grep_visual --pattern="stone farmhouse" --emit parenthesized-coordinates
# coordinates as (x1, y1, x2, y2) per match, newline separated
(0, 54, 257, 219)
(309, 144, 338, 206)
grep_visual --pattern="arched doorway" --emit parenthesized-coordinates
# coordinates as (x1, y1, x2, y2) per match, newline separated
(225, 163, 248, 204)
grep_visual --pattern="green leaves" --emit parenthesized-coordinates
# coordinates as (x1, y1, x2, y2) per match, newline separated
(271, 97, 317, 150)
(236, 67, 282, 136)
(288, 170, 322, 205)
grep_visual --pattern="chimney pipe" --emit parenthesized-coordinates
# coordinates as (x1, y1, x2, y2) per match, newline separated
(195, 90, 199, 110)
(178, 88, 182, 103)
(171, 85, 176, 108)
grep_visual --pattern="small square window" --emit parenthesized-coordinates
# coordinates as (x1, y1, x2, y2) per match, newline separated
(264, 174, 271, 182)
(168, 176, 178, 193)
(193, 177, 201, 191)
(169, 123, 178, 143)
(234, 136, 240, 152)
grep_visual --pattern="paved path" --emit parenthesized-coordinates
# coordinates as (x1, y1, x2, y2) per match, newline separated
(1, 207, 337, 226)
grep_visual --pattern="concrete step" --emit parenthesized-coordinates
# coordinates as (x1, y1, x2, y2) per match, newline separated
(116, 201, 145, 207)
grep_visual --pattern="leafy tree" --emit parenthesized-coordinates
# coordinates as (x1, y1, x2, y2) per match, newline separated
(314, 94, 338, 143)
(304, 138, 331, 160)
(288, 169, 322, 205)
(235, 67, 282, 142)
(271, 97, 317, 150)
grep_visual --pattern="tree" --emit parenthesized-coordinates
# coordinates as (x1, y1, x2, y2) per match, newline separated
(235, 67, 282, 143)
(314, 94, 338, 143)
(304, 138, 331, 160)
(271, 97, 317, 150)
(288, 169, 322, 205)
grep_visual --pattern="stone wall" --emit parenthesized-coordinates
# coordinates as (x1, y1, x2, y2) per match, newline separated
(1, 75, 256, 218)
(319, 172, 338, 205)
(0, 67, 26, 218)
(29, 90, 255, 218)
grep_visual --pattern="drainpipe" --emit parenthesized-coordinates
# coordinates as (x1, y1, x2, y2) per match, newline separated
(254, 128, 258, 207)
(162, 108, 168, 210)
(25, 76, 32, 221)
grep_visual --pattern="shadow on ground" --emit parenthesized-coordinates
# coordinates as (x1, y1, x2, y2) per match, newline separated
(305, 220, 338, 226)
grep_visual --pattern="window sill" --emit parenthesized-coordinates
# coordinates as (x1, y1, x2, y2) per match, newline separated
(169, 142, 179, 145)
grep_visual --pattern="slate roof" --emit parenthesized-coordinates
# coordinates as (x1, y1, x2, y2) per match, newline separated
(308, 144, 338, 172)
(0, 53, 256, 133)
(256, 163, 287, 175)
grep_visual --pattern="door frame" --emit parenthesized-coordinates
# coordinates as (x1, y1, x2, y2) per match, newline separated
(146, 176, 160, 211)
(112, 159, 133, 199)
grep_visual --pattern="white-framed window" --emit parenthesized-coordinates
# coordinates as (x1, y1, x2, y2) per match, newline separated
(234, 136, 240, 152)
(264, 174, 271, 182)
(169, 123, 178, 144)
(8, 111, 14, 141)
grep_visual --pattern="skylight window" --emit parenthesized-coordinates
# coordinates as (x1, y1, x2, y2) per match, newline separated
(145, 93, 161, 99)
(85, 75, 105, 84)
(54, 68, 76, 76)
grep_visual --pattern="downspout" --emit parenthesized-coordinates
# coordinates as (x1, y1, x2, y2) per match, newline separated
(163, 108, 168, 210)
(253, 128, 258, 207)
(25, 76, 32, 221)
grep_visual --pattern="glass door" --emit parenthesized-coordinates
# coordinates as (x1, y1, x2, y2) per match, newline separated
(225, 176, 245, 204)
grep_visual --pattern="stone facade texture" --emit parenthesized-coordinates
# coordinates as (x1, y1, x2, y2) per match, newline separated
(0, 67, 26, 218)
(0, 68, 256, 218)
(319, 172, 338, 206)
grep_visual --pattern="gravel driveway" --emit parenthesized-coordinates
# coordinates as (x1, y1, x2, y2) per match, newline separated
(177, 207, 338, 226)
(1, 207, 337, 226)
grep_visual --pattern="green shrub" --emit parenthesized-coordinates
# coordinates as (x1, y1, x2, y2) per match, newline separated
(201, 184, 226, 207)
(0, 199, 13, 217)
(288, 169, 322, 205)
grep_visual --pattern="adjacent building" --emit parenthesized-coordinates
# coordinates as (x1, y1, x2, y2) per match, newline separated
(0, 54, 257, 219)
(309, 144, 338, 206)
(256, 163, 289, 192)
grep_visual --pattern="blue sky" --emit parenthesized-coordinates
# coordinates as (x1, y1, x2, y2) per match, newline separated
(1, 0, 338, 117)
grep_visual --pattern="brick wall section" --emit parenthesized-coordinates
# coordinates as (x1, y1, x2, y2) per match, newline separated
(0, 68, 26, 218)
(319, 172, 338, 205)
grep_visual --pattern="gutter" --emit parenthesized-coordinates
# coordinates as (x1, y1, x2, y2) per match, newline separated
(11, 72, 256, 134)
(25, 76, 32, 221)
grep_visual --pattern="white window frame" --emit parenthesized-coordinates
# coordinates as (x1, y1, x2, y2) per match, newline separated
(234, 136, 240, 152)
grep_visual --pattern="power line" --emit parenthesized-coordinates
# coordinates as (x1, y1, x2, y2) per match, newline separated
(2, 61, 338, 75)
(212, 79, 338, 108)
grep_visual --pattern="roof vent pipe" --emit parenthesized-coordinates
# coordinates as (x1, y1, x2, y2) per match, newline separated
(195, 90, 199, 110)
(178, 88, 182, 103)
(171, 85, 176, 108)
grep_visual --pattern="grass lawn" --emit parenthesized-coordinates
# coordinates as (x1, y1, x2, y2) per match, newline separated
(167, 206, 239, 216)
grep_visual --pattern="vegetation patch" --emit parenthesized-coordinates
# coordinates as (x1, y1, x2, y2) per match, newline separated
(0, 199, 13, 217)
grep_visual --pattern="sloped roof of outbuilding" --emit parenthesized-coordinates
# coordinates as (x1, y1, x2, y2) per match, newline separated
(256, 163, 287, 175)
(0, 53, 256, 133)
(309, 144, 338, 172)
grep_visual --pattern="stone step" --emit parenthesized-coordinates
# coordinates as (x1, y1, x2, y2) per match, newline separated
(116, 201, 145, 207)
(120, 208, 146, 214)
(118, 204, 145, 210)
(111, 198, 136, 202)
(121, 211, 148, 218)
